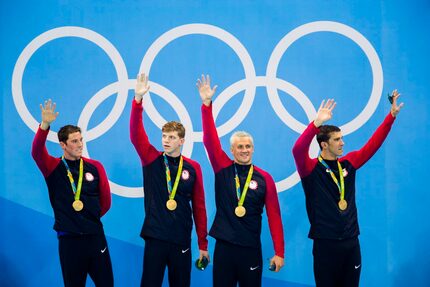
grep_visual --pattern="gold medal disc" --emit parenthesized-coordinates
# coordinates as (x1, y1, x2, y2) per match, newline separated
(338, 199, 348, 211)
(166, 199, 177, 211)
(72, 200, 84, 211)
(235, 206, 246, 217)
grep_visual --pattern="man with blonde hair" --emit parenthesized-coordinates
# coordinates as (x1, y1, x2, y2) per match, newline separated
(198, 75, 285, 287)
(130, 73, 209, 287)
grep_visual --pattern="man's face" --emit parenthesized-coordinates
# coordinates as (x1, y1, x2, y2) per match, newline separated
(323, 131, 344, 158)
(60, 131, 83, 160)
(162, 131, 184, 157)
(230, 136, 254, 165)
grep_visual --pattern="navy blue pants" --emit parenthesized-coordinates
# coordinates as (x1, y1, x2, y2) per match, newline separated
(58, 233, 113, 287)
(313, 237, 361, 287)
(213, 240, 262, 287)
(141, 237, 191, 287)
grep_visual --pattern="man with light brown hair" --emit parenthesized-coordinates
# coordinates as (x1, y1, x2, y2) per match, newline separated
(130, 73, 209, 287)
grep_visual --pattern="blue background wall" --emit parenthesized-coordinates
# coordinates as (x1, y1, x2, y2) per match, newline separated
(1, 1, 429, 286)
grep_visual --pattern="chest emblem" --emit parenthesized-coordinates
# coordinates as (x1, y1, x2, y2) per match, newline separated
(85, 172, 94, 182)
(181, 170, 190, 180)
(249, 180, 258, 190)
(342, 168, 348, 177)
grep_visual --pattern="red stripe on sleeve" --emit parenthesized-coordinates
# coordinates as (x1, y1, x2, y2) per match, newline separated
(342, 113, 395, 169)
(130, 99, 161, 166)
(31, 126, 60, 178)
(258, 167, 285, 258)
(85, 158, 112, 217)
(188, 158, 209, 251)
(201, 103, 233, 173)
(292, 122, 319, 178)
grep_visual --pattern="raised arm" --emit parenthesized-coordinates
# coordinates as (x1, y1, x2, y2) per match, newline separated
(292, 99, 336, 178)
(31, 99, 60, 177)
(130, 73, 160, 166)
(343, 90, 403, 169)
(197, 75, 231, 172)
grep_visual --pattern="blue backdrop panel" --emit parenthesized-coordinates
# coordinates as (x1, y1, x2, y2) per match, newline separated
(1, 1, 429, 286)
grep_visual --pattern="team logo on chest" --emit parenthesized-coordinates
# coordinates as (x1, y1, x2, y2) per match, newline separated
(342, 168, 348, 177)
(249, 180, 258, 190)
(181, 170, 190, 180)
(85, 172, 94, 181)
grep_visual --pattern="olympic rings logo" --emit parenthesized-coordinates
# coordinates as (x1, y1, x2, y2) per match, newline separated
(12, 21, 383, 198)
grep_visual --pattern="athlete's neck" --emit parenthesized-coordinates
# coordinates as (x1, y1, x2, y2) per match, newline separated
(164, 151, 181, 158)
(320, 151, 337, 161)
(233, 160, 252, 166)
(63, 154, 81, 161)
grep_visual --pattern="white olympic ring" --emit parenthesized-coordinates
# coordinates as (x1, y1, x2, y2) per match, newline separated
(266, 21, 383, 135)
(80, 79, 194, 197)
(12, 26, 129, 143)
(139, 23, 257, 141)
(12, 22, 383, 198)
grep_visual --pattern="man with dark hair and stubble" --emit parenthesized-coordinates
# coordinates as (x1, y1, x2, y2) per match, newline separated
(31, 99, 113, 287)
(292, 91, 403, 286)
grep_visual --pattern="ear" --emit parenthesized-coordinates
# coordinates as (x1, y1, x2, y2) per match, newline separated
(321, 142, 328, 150)
(179, 138, 185, 146)
(59, 141, 66, 150)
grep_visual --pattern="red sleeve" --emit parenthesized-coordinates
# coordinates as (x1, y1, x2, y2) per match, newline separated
(201, 103, 232, 173)
(85, 158, 112, 217)
(292, 122, 319, 178)
(130, 99, 161, 166)
(342, 113, 395, 169)
(188, 158, 208, 251)
(259, 167, 285, 258)
(31, 126, 60, 178)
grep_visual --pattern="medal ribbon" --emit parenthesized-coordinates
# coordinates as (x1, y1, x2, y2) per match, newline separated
(163, 153, 183, 200)
(61, 156, 83, 201)
(318, 155, 345, 202)
(234, 164, 254, 207)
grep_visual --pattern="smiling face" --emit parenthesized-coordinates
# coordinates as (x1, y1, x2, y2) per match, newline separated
(230, 135, 254, 165)
(60, 131, 83, 160)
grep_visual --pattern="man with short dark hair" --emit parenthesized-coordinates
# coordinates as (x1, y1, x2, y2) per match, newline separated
(31, 99, 113, 287)
(292, 91, 403, 287)
(130, 73, 209, 287)
(197, 75, 285, 287)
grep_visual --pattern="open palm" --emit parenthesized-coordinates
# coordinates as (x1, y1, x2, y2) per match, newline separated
(135, 73, 150, 102)
(197, 74, 217, 106)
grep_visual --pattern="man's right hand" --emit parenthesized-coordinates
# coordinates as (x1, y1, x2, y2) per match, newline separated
(135, 73, 150, 104)
(40, 99, 59, 130)
(314, 99, 336, 128)
(196, 74, 217, 107)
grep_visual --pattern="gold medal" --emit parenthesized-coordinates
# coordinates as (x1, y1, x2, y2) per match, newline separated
(166, 199, 177, 211)
(338, 199, 348, 211)
(235, 206, 246, 217)
(72, 200, 84, 211)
